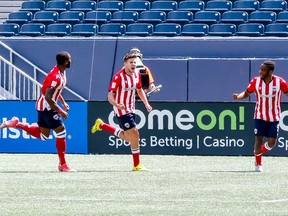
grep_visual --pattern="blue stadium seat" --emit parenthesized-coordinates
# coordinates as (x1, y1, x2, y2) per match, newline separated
(259, 0, 287, 12)
(236, 23, 265, 36)
(98, 0, 124, 12)
(98, 23, 126, 36)
(19, 23, 45, 36)
(276, 11, 288, 23)
(45, 23, 71, 36)
(71, 23, 98, 36)
(193, 11, 221, 24)
(208, 23, 236, 36)
(153, 23, 181, 36)
(150, 1, 178, 12)
(232, 0, 259, 12)
(45, 0, 71, 13)
(32, 11, 59, 26)
(84, 11, 112, 25)
(249, 11, 276, 24)
(265, 23, 288, 36)
(70, 1, 97, 13)
(57, 11, 84, 25)
(125, 23, 153, 36)
(166, 11, 193, 25)
(138, 11, 166, 26)
(181, 23, 209, 36)
(111, 11, 138, 25)
(205, 0, 232, 12)
(178, 0, 205, 12)
(124, 1, 150, 12)
(19, 1, 46, 13)
(0, 23, 20, 37)
(221, 11, 248, 25)
(5, 11, 33, 26)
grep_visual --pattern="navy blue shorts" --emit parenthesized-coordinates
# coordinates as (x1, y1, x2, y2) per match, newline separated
(37, 109, 63, 129)
(254, 119, 279, 138)
(117, 113, 137, 131)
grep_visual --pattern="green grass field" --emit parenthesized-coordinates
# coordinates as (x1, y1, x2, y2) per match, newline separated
(0, 154, 288, 216)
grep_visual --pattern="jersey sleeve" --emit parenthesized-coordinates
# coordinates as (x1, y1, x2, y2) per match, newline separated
(246, 78, 256, 93)
(43, 72, 61, 90)
(280, 78, 288, 93)
(109, 74, 120, 92)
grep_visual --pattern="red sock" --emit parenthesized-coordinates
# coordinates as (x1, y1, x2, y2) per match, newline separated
(254, 152, 262, 166)
(261, 144, 270, 154)
(16, 123, 41, 139)
(101, 123, 121, 137)
(131, 148, 140, 167)
(56, 138, 66, 165)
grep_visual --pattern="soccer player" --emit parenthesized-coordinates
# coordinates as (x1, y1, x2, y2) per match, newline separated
(91, 52, 152, 171)
(0, 51, 75, 172)
(233, 60, 288, 172)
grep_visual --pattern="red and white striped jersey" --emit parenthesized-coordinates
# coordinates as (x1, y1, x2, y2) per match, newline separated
(246, 75, 288, 122)
(109, 68, 142, 117)
(36, 65, 66, 111)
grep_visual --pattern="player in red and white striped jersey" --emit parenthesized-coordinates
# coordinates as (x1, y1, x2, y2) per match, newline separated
(0, 51, 75, 172)
(91, 52, 152, 171)
(233, 60, 288, 172)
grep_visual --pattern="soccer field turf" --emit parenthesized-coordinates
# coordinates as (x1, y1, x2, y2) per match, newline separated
(0, 154, 288, 216)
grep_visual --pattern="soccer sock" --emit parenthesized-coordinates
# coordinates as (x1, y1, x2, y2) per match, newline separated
(101, 123, 122, 137)
(56, 137, 66, 165)
(16, 123, 41, 139)
(254, 152, 262, 166)
(131, 148, 140, 167)
(262, 142, 272, 154)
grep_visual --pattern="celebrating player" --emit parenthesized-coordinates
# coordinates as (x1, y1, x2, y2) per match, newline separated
(91, 52, 152, 171)
(0, 51, 75, 172)
(233, 60, 288, 172)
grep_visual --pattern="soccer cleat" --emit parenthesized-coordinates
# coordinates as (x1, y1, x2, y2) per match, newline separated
(58, 163, 76, 172)
(0, 117, 19, 129)
(255, 165, 263, 172)
(91, 118, 103, 133)
(132, 163, 149, 171)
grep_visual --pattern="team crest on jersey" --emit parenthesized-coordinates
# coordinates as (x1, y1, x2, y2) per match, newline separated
(53, 114, 60, 120)
(124, 123, 130, 128)
(51, 81, 57, 87)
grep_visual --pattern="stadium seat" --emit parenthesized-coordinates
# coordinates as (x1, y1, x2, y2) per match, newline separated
(124, 1, 150, 12)
(153, 23, 181, 36)
(57, 11, 84, 25)
(138, 11, 166, 26)
(232, 0, 259, 12)
(111, 11, 138, 25)
(166, 11, 193, 25)
(265, 23, 288, 36)
(45, 0, 71, 13)
(5, 11, 33, 26)
(221, 11, 248, 25)
(150, 1, 178, 12)
(181, 23, 209, 36)
(19, 23, 45, 36)
(276, 11, 288, 23)
(19, 1, 46, 13)
(84, 11, 112, 25)
(71, 23, 98, 36)
(45, 23, 71, 36)
(208, 23, 236, 36)
(0, 23, 20, 37)
(70, 1, 97, 13)
(259, 0, 287, 12)
(249, 11, 276, 24)
(178, 0, 205, 12)
(205, 0, 232, 12)
(98, 1, 124, 12)
(125, 23, 153, 36)
(193, 11, 221, 24)
(236, 23, 265, 36)
(31, 11, 59, 26)
(98, 23, 126, 36)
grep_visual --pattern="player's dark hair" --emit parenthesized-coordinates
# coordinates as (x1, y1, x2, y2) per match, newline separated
(56, 51, 70, 65)
(129, 47, 143, 60)
(123, 53, 138, 62)
(263, 60, 275, 72)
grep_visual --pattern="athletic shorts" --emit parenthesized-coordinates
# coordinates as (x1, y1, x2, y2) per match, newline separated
(37, 109, 63, 129)
(117, 113, 137, 131)
(254, 119, 279, 138)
